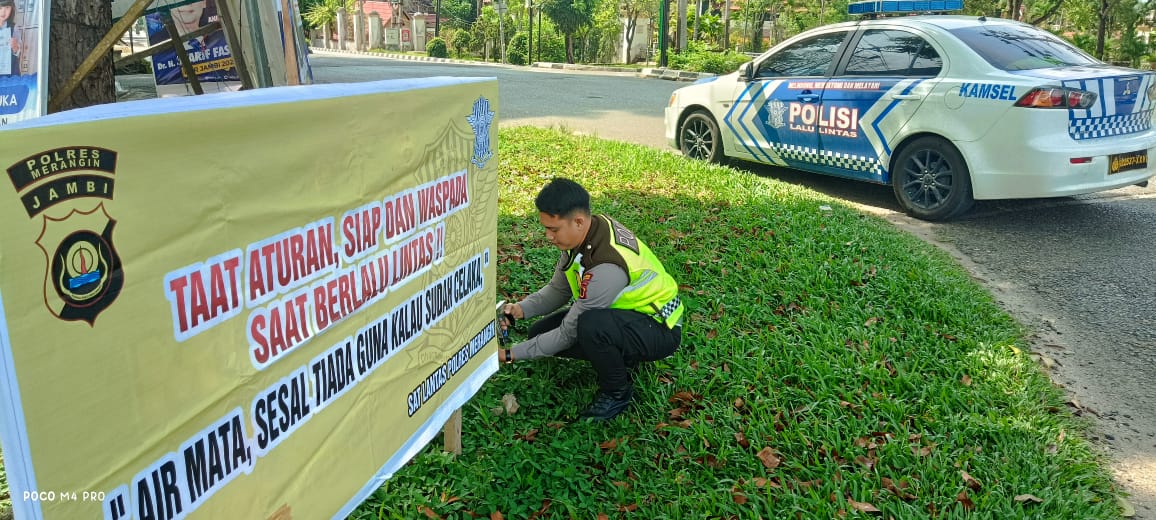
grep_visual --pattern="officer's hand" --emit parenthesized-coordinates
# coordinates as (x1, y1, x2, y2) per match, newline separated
(501, 303, 524, 329)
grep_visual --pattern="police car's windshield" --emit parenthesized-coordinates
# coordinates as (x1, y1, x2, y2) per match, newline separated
(948, 24, 1099, 71)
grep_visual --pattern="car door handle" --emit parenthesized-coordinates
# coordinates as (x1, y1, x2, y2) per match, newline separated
(797, 94, 819, 103)
(890, 94, 922, 100)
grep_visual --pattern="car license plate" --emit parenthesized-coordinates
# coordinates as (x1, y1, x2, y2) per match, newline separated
(1109, 149, 1148, 175)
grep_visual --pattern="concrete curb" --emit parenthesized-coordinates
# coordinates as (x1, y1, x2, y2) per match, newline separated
(308, 47, 716, 82)
(308, 46, 491, 66)
(638, 67, 717, 82)
(531, 61, 715, 82)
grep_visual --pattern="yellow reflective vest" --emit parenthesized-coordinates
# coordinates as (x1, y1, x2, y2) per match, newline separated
(563, 215, 684, 328)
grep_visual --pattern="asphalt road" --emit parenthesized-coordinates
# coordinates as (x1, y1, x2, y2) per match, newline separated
(305, 53, 683, 148)
(121, 51, 1156, 515)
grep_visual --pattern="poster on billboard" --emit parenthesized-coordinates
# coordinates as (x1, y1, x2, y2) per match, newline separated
(0, 0, 48, 125)
(145, 0, 242, 96)
(0, 77, 500, 519)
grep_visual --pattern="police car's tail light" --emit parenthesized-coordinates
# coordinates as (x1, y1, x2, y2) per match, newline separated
(1014, 87, 1097, 109)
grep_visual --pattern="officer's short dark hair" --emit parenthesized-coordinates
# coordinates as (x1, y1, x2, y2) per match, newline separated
(535, 178, 590, 218)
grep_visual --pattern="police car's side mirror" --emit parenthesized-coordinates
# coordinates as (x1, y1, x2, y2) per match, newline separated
(738, 62, 753, 82)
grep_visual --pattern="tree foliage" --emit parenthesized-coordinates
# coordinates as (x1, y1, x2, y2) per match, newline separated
(541, 0, 599, 62)
(452, 29, 474, 57)
(427, 36, 449, 57)
(440, 0, 480, 29)
(303, 0, 354, 30)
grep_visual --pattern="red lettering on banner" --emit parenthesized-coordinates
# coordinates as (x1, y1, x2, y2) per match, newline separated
(383, 192, 416, 241)
(341, 205, 382, 260)
(312, 268, 365, 332)
(358, 254, 389, 305)
(416, 172, 469, 225)
(390, 224, 445, 287)
(249, 292, 311, 368)
(247, 220, 336, 304)
(166, 252, 243, 340)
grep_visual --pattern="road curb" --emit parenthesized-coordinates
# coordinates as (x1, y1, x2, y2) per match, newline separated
(308, 47, 487, 66)
(308, 47, 716, 82)
(531, 62, 715, 82)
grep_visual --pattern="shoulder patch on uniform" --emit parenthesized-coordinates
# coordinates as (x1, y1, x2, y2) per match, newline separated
(609, 218, 640, 254)
(578, 272, 593, 299)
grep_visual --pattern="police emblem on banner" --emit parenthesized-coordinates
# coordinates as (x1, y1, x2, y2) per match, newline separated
(467, 96, 495, 168)
(6, 147, 124, 324)
(35, 204, 124, 323)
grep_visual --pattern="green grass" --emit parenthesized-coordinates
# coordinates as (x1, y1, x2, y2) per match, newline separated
(1, 451, 10, 520)
(0, 127, 1123, 519)
(350, 127, 1122, 519)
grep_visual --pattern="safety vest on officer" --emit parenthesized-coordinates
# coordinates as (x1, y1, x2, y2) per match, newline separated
(563, 215, 684, 328)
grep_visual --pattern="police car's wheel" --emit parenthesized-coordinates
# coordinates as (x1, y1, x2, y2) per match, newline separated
(680, 111, 723, 163)
(892, 137, 974, 221)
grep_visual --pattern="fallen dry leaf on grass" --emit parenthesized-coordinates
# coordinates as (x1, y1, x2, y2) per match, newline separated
(421, 505, 442, 519)
(757, 447, 781, 469)
(490, 511, 504, 520)
(527, 499, 551, 519)
(735, 431, 751, 449)
(847, 499, 881, 514)
(733, 493, 748, 504)
(751, 477, 783, 489)
(1013, 494, 1044, 504)
(669, 391, 702, 405)
(961, 470, 982, 491)
(956, 491, 975, 511)
(881, 477, 916, 500)
(961, 374, 972, 386)
(501, 393, 519, 415)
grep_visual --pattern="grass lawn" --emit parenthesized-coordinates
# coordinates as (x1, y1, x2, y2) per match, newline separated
(350, 127, 1122, 519)
(0, 127, 1123, 519)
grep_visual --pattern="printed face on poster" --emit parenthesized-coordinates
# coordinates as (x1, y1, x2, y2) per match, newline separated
(0, 0, 47, 125)
(145, 0, 242, 96)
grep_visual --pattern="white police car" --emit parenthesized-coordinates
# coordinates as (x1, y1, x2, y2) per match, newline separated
(665, 0, 1156, 220)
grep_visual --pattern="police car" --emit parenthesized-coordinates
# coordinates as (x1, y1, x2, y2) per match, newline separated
(665, 0, 1156, 220)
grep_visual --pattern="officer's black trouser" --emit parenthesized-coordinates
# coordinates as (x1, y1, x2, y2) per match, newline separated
(527, 308, 681, 393)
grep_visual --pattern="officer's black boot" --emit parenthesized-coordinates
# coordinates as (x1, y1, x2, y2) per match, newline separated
(580, 385, 633, 421)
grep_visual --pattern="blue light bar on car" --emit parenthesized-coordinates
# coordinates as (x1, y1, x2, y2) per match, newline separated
(847, 0, 963, 15)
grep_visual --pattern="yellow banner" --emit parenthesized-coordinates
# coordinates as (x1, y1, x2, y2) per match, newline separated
(0, 78, 500, 519)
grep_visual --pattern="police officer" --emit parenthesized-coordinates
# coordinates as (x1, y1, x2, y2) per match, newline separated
(498, 178, 684, 421)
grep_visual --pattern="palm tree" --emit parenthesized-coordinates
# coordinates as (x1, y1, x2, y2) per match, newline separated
(305, 0, 356, 41)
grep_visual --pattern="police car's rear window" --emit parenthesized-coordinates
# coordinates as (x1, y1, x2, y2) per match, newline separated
(948, 24, 1098, 71)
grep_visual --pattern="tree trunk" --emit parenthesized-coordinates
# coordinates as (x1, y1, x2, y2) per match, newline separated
(624, 12, 637, 64)
(692, 0, 700, 41)
(722, 0, 730, 51)
(49, 0, 116, 113)
(1096, 0, 1109, 59)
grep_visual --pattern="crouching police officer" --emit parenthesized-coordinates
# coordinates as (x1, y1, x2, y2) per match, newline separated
(498, 178, 684, 421)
